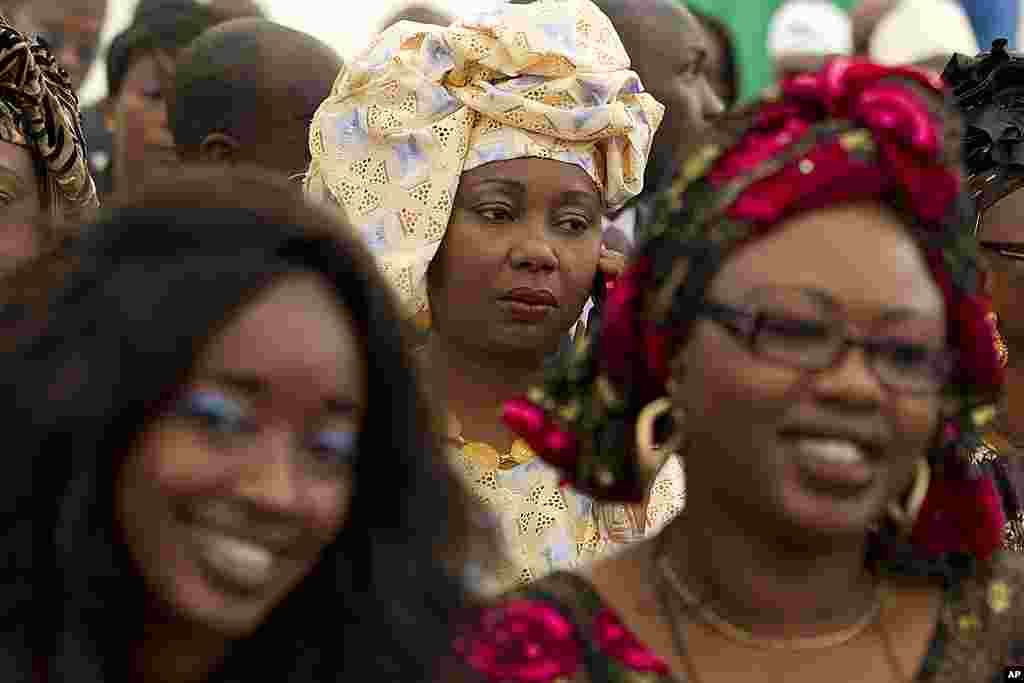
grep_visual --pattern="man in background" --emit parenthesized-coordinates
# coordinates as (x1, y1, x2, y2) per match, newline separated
(596, 0, 723, 250)
(83, 0, 265, 198)
(171, 18, 341, 180)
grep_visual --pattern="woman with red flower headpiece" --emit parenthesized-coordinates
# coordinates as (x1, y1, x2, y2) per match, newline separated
(946, 39, 1024, 555)
(452, 57, 1024, 682)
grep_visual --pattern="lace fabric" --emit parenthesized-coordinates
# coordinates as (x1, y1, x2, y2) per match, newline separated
(449, 444, 687, 594)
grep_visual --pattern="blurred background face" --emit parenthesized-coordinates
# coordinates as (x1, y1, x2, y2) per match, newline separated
(428, 157, 602, 362)
(978, 190, 1024, 350)
(12, 0, 108, 91)
(623, 2, 723, 187)
(674, 203, 944, 540)
(0, 140, 41, 274)
(110, 51, 177, 193)
(117, 273, 366, 637)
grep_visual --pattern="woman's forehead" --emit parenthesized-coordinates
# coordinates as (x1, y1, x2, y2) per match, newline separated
(709, 203, 945, 317)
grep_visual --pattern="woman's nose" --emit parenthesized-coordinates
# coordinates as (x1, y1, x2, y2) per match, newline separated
(509, 220, 559, 272)
(234, 430, 302, 513)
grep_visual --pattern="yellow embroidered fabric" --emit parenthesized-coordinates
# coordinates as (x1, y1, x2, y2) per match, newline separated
(645, 454, 686, 534)
(305, 0, 663, 316)
(448, 414, 687, 593)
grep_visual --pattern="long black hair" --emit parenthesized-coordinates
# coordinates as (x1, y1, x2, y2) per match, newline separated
(0, 165, 467, 683)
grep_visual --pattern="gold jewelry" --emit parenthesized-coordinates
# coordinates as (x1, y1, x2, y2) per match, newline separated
(447, 412, 536, 470)
(886, 458, 931, 534)
(658, 555, 884, 651)
(458, 438, 536, 469)
(987, 311, 1010, 369)
(636, 397, 681, 477)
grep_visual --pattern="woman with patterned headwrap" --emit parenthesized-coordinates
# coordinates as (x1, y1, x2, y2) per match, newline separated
(0, 15, 96, 273)
(305, 0, 680, 593)
(453, 59, 1022, 681)
(946, 40, 1024, 554)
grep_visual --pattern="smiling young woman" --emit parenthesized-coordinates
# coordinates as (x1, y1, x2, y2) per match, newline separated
(0, 166, 474, 683)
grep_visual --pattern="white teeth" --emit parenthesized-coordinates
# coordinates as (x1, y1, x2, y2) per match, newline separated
(199, 532, 274, 590)
(795, 438, 865, 465)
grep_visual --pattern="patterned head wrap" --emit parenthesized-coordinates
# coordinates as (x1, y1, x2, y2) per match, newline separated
(304, 0, 663, 316)
(0, 16, 97, 221)
(504, 59, 1009, 561)
(945, 39, 1024, 223)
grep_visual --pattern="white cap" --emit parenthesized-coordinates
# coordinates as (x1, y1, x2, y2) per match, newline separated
(869, 0, 979, 66)
(767, 0, 854, 58)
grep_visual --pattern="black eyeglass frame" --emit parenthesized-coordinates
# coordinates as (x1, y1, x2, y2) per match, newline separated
(695, 299, 956, 395)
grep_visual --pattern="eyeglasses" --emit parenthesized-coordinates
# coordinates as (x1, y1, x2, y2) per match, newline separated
(696, 290, 954, 395)
(980, 241, 1024, 262)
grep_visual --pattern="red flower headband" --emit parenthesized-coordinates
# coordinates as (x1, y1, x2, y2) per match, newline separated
(504, 58, 1007, 560)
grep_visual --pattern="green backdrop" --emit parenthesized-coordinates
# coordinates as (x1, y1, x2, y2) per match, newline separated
(686, 0, 857, 101)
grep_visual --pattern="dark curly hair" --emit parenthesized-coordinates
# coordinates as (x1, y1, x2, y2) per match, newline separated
(0, 165, 471, 683)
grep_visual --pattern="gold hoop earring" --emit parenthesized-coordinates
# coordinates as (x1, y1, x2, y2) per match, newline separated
(987, 311, 1010, 369)
(636, 397, 681, 477)
(887, 458, 931, 533)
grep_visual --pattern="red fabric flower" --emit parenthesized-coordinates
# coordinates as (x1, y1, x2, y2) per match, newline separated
(503, 399, 580, 470)
(453, 601, 582, 683)
(592, 609, 669, 675)
(951, 293, 1005, 391)
(923, 249, 1004, 393)
(910, 466, 1006, 561)
(599, 257, 652, 388)
(710, 58, 955, 230)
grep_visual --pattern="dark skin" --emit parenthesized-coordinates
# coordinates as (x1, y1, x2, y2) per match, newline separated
(10, 0, 108, 91)
(978, 190, 1024, 445)
(699, 17, 737, 109)
(177, 20, 342, 180)
(0, 141, 42, 274)
(109, 50, 178, 194)
(425, 157, 622, 452)
(600, 0, 723, 188)
(119, 274, 364, 683)
(586, 203, 945, 682)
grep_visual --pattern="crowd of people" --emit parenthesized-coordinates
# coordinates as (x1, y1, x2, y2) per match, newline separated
(0, 0, 1023, 681)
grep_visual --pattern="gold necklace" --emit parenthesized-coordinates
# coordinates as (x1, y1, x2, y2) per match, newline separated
(447, 413, 537, 470)
(658, 555, 884, 651)
(654, 548, 913, 683)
